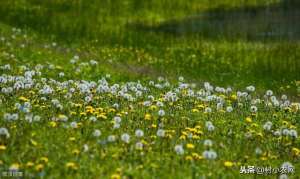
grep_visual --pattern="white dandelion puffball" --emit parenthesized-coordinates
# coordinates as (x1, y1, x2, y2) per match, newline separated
(93, 129, 101, 137)
(135, 129, 144, 138)
(156, 129, 165, 137)
(174, 145, 184, 155)
(121, 133, 130, 143)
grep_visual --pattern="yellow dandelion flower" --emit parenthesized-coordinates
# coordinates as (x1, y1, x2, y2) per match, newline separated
(97, 114, 107, 119)
(111, 174, 121, 179)
(151, 124, 157, 128)
(72, 149, 80, 155)
(144, 113, 152, 121)
(40, 157, 48, 163)
(185, 156, 193, 161)
(197, 104, 205, 109)
(192, 153, 203, 160)
(181, 131, 188, 136)
(282, 121, 289, 126)
(231, 94, 237, 100)
(191, 108, 199, 113)
(69, 137, 76, 142)
(26, 162, 34, 167)
(195, 125, 201, 129)
(150, 105, 157, 111)
(192, 135, 200, 140)
(80, 112, 87, 116)
(186, 143, 195, 149)
(260, 156, 267, 161)
(77, 122, 83, 127)
(256, 132, 263, 138)
(245, 117, 252, 123)
(0, 145, 6, 151)
(19, 96, 29, 102)
(224, 161, 234, 167)
(49, 121, 57, 128)
(9, 163, 20, 170)
(179, 135, 186, 140)
(35, 164, 44, 171)
(292, 147, 300, 156)
(108, 108, 116, 113)
(251, 123, 258, 128)
(66, 162, 78, 170)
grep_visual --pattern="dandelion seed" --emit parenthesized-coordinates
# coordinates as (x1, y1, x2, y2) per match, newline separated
(113, 116, 122, 123)
(70, 121, 78, 128)
(204, 139, 213, 147)
(289, 129, 298, 138)
(89, 116, 97, 122)
(33, 115, 41, 122)
(83, 144, 89, 152)
(281, 162, 294, 173)
(204, 107, 212, 113)
(282, 129, 290, 136)
(207, 124, 215, 132)
(107, 135, 116, 142)
(255, 147, 262, 155)
(250, 106, 258, 113)
(135, 142, 143, 150)
(266, 90, 273, 96)
(202, 150, 217, 160)
(246, 85, 255, 92)
(174, 145, 184, 155)
(93, 129, 101, 137)
(263, 121, 272, 131)
(121, 133, 130, 143)
(274, 130, 281, 136)
(158, 109, 165, 116)
(113, 123, 120, 129)
(0, 127, 10, 138)
(135, 129, 144, 138)
(156, 129, 165, 137)
(226, 106, 233, 112)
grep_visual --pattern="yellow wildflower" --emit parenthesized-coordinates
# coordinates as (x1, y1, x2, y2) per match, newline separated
(49, 121, 57, 128)
(19, 96, 29, 102)
(40, 157, 48, 163)
(0, 145, 6, 150)
(245, 117, 252, 123)
(185, 156, 193, 161)
(144, 114, 151, 120)
(224, 161, 234, 167)
(66, 162, 78, 170)
(72, 149, 80, 155)
(9, 163, 20, 170)
(35, 164, 44, 171)
(292, 147, 300, 157)
(26, 162, 34, 167)
(111, 174, 121, 179)
(186, 143, 195, 149)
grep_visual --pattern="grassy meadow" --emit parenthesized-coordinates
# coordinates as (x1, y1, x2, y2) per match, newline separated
(0, 0, 300, 178)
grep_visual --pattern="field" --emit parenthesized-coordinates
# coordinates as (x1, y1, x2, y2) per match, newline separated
(0, 0, 300, 178)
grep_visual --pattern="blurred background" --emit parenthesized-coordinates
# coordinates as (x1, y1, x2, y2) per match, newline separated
(0, 0, 299, 93)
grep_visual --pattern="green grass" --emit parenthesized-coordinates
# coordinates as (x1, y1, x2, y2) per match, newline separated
(0, 0, 299, 92)
(0, 0, 300, 178)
